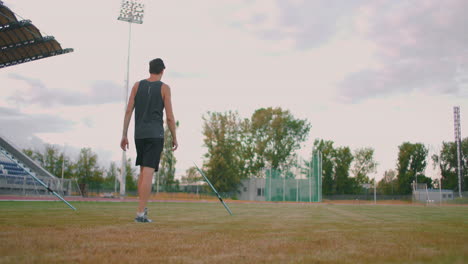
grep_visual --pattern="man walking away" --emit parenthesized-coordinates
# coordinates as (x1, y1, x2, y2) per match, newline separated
(120, 58, 178, 222)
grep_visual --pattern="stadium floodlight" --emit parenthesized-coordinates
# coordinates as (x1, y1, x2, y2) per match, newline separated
(117, 0, 145, 197)
(118, 0, 144, 24)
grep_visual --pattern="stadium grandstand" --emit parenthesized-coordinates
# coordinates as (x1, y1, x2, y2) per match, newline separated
(0, 135, 77, 196)
(0, 1, 73, 69)
(0, 1, 76, 199)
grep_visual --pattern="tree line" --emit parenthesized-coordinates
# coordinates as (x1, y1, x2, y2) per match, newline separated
(199, 107, 380, 195)
(378, 139, 468, 195)
(200, 107, 468, 196)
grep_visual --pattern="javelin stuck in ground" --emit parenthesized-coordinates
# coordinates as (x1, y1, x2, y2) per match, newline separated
(194, 163, 233, 216)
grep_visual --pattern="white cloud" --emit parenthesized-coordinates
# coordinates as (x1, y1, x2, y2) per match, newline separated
(338, 0, 468, 102)
(6, 73, 122, 107)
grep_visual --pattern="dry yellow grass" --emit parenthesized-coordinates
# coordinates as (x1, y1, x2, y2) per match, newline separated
(0, 201, 467, 263)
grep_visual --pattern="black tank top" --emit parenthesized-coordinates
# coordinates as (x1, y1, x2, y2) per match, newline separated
(134, 80, 165, 139)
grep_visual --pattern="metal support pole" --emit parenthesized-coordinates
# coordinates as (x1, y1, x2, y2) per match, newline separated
(454, 106, 463, 198)
(61, 148, 65, 193)
(118, 0, 145, 196)
(283, 172, 285, 202)
(415, 172, 418, 196)
(114, 170, 118, 194)
(296, 178, 299, 202)
(120, 23, 132, 198)
(319, 151, 322, 202)
(120, 152, 126, 197)
(268, 168, 272, 201)
(297, 158, 300, 202)
(439, 176, 442, 205)
(126, 22, 132, 97)
(374, 174, 376, 204)
(61, 159, 64, 193)
(309, 161, 312, 203)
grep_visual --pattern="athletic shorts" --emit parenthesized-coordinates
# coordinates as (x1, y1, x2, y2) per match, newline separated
(135, 138, 164, 170)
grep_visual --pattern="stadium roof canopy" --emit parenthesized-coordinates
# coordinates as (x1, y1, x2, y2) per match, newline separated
(0, 1, 73, 69)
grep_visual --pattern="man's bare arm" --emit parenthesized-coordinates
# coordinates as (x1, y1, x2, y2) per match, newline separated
(162, 84, 178, 151)
(120, 82, 139, 151)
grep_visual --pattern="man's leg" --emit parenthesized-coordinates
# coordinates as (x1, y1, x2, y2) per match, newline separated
(137, 166, 144, 197)
(138, 166, 155, 214)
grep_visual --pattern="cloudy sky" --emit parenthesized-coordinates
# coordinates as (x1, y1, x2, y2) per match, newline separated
(1, 0, 467, 180)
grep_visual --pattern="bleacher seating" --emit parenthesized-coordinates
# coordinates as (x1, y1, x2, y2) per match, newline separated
(0, 153, 41, 189)
(0, 135, 78, 198)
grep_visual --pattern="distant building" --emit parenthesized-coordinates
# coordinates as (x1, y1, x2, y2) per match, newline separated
(413, 189, 454, 203)
(238, 178, 266, 202)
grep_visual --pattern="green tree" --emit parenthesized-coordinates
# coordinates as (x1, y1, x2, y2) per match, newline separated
(432, 137, 468, 191)
(60, 156, 76, 180)
(250, 107, 311, 171)
(378, 170, 397, 195)
(124, 158, 137, 192)
(23, 145, 74, 179)
(396, 142, 429, 194)
(159, 121, 179, 191)
(203, 111, 246, 193)
(351, 147, 378, 185)
(22, 149, 34, 159)
(202, 108, 311, 193)
(334, 146, 355, 194)
(313, 139, 335, 195)
(181, 166, 202, 184)
(103, 161, 119, 190)
(24, 145, 60, 176)
(75, 148, 104, 195)
(238, 118, 257, 177)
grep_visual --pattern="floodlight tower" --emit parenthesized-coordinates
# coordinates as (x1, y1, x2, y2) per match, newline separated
(453, 106, 463, 198)
(117, 0, 144, 197)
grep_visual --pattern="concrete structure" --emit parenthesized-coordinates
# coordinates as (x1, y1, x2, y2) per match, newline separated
(413, 189, 454, 203)
(238, 178, 266, 202)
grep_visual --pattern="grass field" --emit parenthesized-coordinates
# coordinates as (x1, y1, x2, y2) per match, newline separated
(0, 201, 467, 264)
